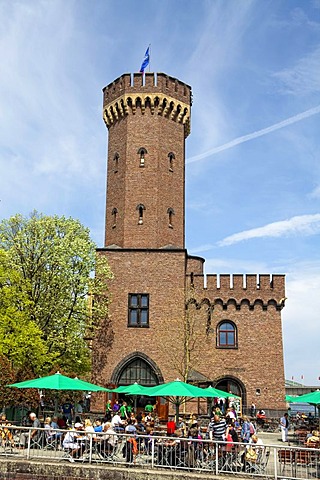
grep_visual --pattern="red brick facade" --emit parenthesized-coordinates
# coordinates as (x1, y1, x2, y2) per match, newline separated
(93, 72, 286, 413)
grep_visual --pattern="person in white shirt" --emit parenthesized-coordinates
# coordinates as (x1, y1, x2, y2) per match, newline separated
(62, 423, 85, 461)
(111, 413, 124, 432)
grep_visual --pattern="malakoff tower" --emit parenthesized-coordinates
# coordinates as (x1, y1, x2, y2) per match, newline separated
(93, 72, 286, 413)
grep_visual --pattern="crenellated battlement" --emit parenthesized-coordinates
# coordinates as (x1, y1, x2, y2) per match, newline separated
(102, 73, 192, 137)
(103, 73, 192, 105)
(187, 273, 286, 310)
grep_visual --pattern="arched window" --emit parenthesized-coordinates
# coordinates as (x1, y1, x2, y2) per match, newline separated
(168, 152, 175, 171)
(112, 207, 118, 228)
(113, 153, 119, 172)
(167, 207, 175, 228)
(217, 321, 237, 348)
(118, 357, 158, 385)
(136, 203, 145, 225)
(137, 147, 147, 167)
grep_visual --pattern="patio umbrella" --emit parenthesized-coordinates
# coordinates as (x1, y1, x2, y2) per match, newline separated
(290, 390, 320, 426)
(290, 390, 320, 405)
(143, 378, 210, 425)
(285, 394, 297, 403)
(111, 385, 133, 393)
(113, 383, 155, 395)
(203, 385, 240, 418)
(203, 385, 239, 399)
(8, 371, 111, 392)
(8, 371, 111, 415)
(111, 382, 155, 411)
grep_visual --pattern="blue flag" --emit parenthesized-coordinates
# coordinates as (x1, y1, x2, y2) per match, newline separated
(140, 46, 150, 73)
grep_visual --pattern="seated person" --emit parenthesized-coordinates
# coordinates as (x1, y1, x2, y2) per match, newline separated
(96, 422, 117, 457)
(307, 430, 320, 445)
(125, 419, 137, 435)
(50, 416, 63, 438)
(111, 412, 124, 432)
(135, 413, 146, 434)
(0, 414, 14, 446)
(256, 409, 266, 419)
(242, 434, 264, 471)
(44, 416, 56, 442)
(256, 410, 266, 426)
(57, 415, 67, 429)
(144, 412, 153, 425)
(84, 418, 95, 437)
(94, 419, 103, 433)
(177, 417, 187, 436)
(19, 412, 41, 448)
(62, 422, 85, 461)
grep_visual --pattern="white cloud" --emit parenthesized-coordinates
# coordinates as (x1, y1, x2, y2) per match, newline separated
(218, 214, 320, 247)
(309, 185, 320, 199)
(272, 45, 320, 96)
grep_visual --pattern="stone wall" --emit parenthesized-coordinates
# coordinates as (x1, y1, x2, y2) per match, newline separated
(0, 459, 220, 480)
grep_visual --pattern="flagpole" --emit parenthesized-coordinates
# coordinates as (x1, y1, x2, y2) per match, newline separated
(148, 44, 151, 72)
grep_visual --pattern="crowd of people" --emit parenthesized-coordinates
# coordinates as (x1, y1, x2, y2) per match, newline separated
(5, 395, 317, 470)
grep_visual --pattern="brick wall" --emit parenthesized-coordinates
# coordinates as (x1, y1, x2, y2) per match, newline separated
(93, 249, 187, 407)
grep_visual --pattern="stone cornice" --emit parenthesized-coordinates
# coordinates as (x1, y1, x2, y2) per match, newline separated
(103, 92, 191, 137)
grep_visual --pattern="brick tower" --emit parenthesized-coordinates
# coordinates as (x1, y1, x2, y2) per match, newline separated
(103, 73, 191, 249)
(93, 72, 286, 414)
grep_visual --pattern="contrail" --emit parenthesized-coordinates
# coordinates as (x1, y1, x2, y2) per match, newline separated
(186, 105, 320, 164)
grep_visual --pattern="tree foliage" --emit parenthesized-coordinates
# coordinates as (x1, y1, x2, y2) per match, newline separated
(0, 211, 112, 379)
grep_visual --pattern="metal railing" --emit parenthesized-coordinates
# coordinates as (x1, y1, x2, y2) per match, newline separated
(0, 425, 319, 479)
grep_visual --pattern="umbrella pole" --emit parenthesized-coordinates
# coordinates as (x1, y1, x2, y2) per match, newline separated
(54, 396, 59, 416)
(175, 397, 180, 427)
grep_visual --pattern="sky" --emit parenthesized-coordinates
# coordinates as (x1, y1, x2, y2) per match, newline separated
(0, 0, 320, 387)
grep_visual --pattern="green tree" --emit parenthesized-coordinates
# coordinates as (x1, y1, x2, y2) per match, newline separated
(0, 249, 50, 372)
(0, 212, 112, 376)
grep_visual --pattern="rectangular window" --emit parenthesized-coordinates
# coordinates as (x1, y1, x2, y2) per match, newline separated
(128, 294, 149, 327)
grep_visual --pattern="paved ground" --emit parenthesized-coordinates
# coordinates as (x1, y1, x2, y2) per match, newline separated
(257, 429, 296, 447)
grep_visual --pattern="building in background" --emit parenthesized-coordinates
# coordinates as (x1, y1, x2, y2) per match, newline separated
(92, 72, 286, 414)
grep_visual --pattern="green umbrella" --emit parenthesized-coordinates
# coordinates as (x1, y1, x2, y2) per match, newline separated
(285, 394, 297, 403)
(111, 385, 132, 393)
(8, 371, 110, 392)
(290, 390, 320, 427)
(113, 383, 154, 395)
(290, 390, 320, 405)
(203, 386, 239, 399)
(143, 378, 211, 425)
(8, 372, 111, 416)
(144, 379, 208, 398)
(112, 383, 155, 412)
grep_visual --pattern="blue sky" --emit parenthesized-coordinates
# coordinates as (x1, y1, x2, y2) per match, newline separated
(1, 0, 320, 387)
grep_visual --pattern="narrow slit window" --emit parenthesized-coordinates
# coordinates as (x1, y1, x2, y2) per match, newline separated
(113, 153, 119, 172)
(112, 207, 118, 228)
(168, 152, 175, 172)
(167, 208, 175, 228)
(136, 203, 145, 225)
(137, 147, 147, 167)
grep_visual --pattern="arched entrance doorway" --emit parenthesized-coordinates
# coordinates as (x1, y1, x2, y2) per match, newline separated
(111, 353, 168, 418)
(111, 352, 163, 386)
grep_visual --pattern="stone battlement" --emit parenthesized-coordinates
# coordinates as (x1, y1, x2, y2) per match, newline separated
(188, 273, 285, 305)
(102, 73, 192, 137)
(103, 72, 192, 105)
